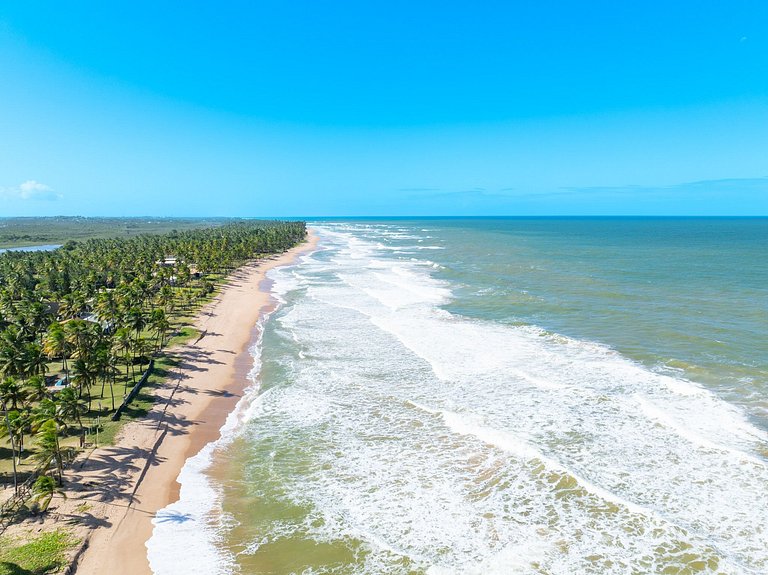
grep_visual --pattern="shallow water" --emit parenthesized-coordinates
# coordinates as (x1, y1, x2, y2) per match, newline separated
(149, 218, 768, 575)
(0, 243, 61, 253)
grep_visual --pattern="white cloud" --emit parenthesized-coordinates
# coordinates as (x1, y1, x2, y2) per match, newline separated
(1, 180, 61, 201)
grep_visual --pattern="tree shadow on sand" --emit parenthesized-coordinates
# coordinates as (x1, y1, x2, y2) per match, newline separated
(60, 511, 113, 529)
(71, 446, 166, 504)
(153, 510, 193, 524)
(204, 389, 234, 397)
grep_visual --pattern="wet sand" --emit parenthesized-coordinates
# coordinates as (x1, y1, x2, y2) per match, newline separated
(72, 231, 318, 575)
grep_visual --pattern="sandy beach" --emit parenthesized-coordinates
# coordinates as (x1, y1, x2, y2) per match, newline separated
(63, 231, 318, 575)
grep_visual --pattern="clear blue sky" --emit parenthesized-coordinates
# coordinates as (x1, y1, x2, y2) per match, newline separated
(1, 1, 766, 216)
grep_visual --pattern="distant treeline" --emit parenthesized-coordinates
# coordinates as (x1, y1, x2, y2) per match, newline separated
(0, 216, 264, 248)
(0, 234, 51, 243)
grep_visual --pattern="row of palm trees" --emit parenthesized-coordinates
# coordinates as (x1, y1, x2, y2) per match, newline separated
(0, 220, 306, 493)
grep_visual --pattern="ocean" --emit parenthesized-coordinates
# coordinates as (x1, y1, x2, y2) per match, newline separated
(148, 217, 768, 575)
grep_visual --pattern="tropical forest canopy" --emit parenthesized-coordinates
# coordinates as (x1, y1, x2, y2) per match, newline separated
(0, 219, 305, 489)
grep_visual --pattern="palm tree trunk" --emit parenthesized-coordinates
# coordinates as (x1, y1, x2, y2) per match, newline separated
(3, 410, 18, 493)
(54, 434, 63, 484)
(16, 432, 23, 465)
(108, 376, 115, 411)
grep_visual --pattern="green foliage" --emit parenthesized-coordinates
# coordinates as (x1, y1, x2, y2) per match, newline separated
(34, 420, 63, 482)
(31, 475, 65, 512)
(0, 219, 306, 480)
(0, 529, 78, 575)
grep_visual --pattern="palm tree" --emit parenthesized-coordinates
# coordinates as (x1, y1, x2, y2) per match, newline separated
(32, 398, 67, 431)
(0, 377, 26, 410)
(149, 308, 170, 351)
(176, 264, 191, 288)
(0, 409, 29, 465)
(0, 326, 26, 379)
(64, 319, 91, 361)
(70, 358, 98, 408)
(97, 348, 120, 411)
(59, 293, 86, 320)
(157, 284, 174, 313)
(21, 342, 48, 379)
(113, 327, 134, 387)
(34, 419, 63, 484)
(56, 386, 87, 432)
(18, 301, 51, 340)
(126, 307, 145, 348)
(24, 374, 49, 403)
(180, 288, 193, 311)
(1, 406, 19, 492)
(43, 321, 71, 374)
(31, 474, 66, 513)
(95, 290, 119, 327)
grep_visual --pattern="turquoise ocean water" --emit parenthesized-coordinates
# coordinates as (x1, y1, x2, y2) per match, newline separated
(149, 217, 768, 575)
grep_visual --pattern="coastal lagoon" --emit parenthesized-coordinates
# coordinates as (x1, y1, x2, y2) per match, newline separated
(0, 244, 61, 253)
(150, 218, 768, 574)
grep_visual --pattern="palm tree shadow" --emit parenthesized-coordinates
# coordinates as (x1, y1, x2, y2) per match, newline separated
(70, 445, 166, 504)
(154, 510, 193, 524)
(204, 388, 233, 397)
(61, 511, 113, 529)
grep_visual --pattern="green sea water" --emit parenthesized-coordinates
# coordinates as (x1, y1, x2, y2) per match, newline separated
(427, 218, 767, 422)
(149, 217, 768, 575)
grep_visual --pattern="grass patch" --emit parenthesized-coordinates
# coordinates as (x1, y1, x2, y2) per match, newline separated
(166, 326, 200, 347)
(91, 419, 121, 447)
(0, 529, 79, 575)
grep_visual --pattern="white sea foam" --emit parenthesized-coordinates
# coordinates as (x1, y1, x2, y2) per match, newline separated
(231, 224, 768, 574)
(152, 223, 768, 574)
(146, 261, 304, 574)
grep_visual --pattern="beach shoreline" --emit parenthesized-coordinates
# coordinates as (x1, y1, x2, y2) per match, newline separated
(68, 230, 318, 575)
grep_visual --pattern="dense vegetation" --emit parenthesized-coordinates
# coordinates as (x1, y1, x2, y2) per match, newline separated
(0, 216, 246, 248)
(0, 220, 305, 495)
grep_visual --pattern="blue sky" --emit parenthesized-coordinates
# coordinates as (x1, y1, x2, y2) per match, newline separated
(1, 1, 767, 216)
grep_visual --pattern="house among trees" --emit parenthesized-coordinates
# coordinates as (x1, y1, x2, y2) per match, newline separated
(156, 256, 178, 267)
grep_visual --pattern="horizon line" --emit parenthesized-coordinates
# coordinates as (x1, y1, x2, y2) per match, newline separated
(2, 215, 766, 220)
